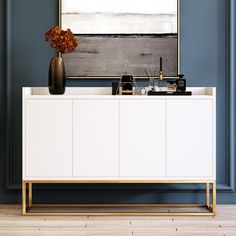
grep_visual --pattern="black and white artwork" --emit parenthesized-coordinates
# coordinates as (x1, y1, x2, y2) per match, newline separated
(61, 0, 178, 78)
(62, 0, 177, 34)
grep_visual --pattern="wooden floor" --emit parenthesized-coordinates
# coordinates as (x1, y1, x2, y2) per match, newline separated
(0, 205, 236, 236)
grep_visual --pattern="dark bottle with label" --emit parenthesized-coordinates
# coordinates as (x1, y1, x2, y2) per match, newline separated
(176, 74, 186, 92)
(121, 75, 134, 95)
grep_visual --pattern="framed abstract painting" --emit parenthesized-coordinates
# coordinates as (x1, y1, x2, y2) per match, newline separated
(60, 0, 179, 79)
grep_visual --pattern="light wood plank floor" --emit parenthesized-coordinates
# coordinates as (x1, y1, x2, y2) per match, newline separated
(0, 205, 236, 236)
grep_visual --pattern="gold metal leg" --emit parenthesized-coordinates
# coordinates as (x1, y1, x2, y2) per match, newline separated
(212, 181, 217, 216)
(28, 182, 32, 209)
(206, 182, 210, 207)
(22, 181, 27, 215)
(21, 180, 217, 216)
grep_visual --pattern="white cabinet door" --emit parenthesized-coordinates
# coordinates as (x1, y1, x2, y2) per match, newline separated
(120, 99, 166, 177)
(166, 99, 213, 177)
(73, 99, 119, 177)
(25, 99, 73, 177)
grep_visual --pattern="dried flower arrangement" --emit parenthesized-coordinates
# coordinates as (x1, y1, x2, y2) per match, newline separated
(45, 26, 78, 54)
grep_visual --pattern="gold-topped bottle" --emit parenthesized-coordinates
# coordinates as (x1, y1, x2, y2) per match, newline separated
(158, 57, 164, 90)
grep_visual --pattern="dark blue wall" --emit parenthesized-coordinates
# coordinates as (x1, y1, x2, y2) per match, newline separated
(0, 0, 236, 204)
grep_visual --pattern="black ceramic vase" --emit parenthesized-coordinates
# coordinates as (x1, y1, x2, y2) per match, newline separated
(48, 56, 65, 94)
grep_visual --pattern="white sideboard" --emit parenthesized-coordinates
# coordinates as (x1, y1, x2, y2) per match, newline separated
(22, 87, 216, 216)
(23, 87, 216, 181)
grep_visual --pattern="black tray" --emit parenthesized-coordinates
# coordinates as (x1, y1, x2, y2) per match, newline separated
(147, 91, 192, 96)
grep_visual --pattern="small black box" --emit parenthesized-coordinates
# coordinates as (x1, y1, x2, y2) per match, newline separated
(112, 82, 119, 95)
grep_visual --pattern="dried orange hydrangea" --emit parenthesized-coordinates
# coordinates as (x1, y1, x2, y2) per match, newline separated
(45, 26, 78, 53)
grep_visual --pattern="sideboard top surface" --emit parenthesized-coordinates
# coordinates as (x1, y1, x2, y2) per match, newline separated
(23, 87, 216, 99)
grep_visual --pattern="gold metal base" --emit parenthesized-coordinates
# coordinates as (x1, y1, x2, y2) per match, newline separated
(22, 180, 216, 216)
